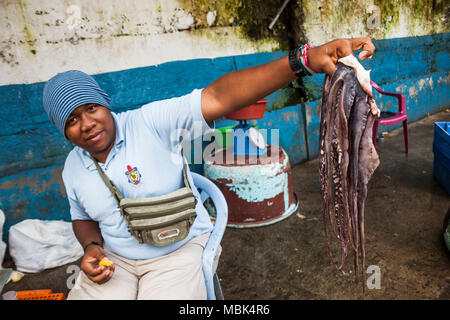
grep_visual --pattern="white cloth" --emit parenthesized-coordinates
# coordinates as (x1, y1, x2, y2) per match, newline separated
(8, 219, 83, 273)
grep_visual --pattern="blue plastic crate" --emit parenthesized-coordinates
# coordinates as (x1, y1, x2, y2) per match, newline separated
(433, 122, 450, 194)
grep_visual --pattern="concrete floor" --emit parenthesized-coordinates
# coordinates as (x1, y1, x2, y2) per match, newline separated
(2, 110, 449, 300)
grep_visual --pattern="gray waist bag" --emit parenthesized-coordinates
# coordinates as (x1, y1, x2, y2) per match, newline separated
(92, 157, 197, 246)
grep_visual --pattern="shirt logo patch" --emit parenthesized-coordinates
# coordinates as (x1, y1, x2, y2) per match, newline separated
(125, 165, 142, 186)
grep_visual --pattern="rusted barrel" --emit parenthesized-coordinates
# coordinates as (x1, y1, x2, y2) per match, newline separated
(203, 145, 298, 228)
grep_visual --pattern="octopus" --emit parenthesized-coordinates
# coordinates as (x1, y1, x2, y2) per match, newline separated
(319, 57, 380, 294)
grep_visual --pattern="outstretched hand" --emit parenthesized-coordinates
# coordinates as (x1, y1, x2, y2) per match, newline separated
(308, 37, 376, 76)
(354, 37, 376, 61)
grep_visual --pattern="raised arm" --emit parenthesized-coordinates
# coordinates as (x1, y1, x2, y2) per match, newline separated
(201, 37, 375, 123)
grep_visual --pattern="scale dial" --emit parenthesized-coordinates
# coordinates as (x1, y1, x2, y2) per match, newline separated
(248, 127, 266, 150)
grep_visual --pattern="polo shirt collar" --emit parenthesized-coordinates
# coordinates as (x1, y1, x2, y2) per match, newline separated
(78, 112, 124, 171)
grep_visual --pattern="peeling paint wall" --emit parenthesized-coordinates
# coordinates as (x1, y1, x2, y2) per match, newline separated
(301, 0, 449, 45)
(0, 0, 281, 85)
(2, 0, 448, 85)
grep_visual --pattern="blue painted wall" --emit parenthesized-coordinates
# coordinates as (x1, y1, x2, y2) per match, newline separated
(1, 33, 449, 241)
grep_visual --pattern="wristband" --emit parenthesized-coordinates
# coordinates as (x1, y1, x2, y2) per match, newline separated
(298, 44, 317, 76)
(83, 241, 102, 252)
(289, 44, 316, 77)
(289, 46, 305, 77)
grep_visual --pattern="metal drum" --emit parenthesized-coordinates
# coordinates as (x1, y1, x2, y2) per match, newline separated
(203, 145, 298, 228)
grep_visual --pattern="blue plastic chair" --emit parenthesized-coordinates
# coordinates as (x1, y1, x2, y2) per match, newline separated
(191, 172, 228, 300)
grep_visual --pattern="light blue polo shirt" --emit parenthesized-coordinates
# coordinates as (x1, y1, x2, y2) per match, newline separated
(62, 89, 214, 260)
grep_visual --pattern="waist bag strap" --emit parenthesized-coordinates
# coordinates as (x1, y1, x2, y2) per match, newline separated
(91, 151, 192, 204)
(92, 160, 124, 203)
(91, 157, 127, 226)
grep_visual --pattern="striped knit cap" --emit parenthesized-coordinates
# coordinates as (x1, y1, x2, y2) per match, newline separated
(43, 70, 111, 138)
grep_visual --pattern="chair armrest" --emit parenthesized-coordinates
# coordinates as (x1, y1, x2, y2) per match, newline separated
(371, 80, 406, 114)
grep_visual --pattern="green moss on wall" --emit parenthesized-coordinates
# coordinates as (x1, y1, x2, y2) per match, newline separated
(177, 0, 239, 27)
(177, 0, 291, 49)
(269, 85, 302, 112)
(301, 0, 448, 42)
(18, 0, 37, 54)
(377, 0, 400, 34)
(370, 0, 449, 37)
(177, 0, 306, 110)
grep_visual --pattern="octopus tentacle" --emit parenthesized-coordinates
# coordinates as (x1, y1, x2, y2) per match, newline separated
(319, 63, 380, 295)
(336, 77, 356, 253)
(357, 110, 380, 294)
(320, 77, 351, 269)
(320, 75, 338, 266)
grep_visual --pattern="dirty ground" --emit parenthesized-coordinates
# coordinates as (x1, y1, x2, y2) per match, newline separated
(2, 110, 449, 300)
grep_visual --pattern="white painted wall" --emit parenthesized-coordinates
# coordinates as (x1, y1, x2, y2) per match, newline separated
(302, 0, 448, 46)
(1, 0, 447, 86)
(0, 0, 279, 85)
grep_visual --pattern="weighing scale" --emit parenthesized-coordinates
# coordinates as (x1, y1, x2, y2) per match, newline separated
(205, 99, 299, 228)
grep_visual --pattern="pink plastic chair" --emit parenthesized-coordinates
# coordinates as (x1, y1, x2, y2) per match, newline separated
(371, 80, 408, 153)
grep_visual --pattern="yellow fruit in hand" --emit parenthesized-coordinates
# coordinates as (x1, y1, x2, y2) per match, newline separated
(11, 271, 23, 282)
(99, 258, 114, 268)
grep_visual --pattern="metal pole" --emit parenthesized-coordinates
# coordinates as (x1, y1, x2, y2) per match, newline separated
(268, 0, 291, 30)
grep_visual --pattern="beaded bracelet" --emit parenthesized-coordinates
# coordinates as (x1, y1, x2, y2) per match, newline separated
(289, 44, 316, 77)
(298, 44, 316, 76)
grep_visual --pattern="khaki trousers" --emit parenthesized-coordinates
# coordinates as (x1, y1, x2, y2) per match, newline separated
(67, 233, 220, 300)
